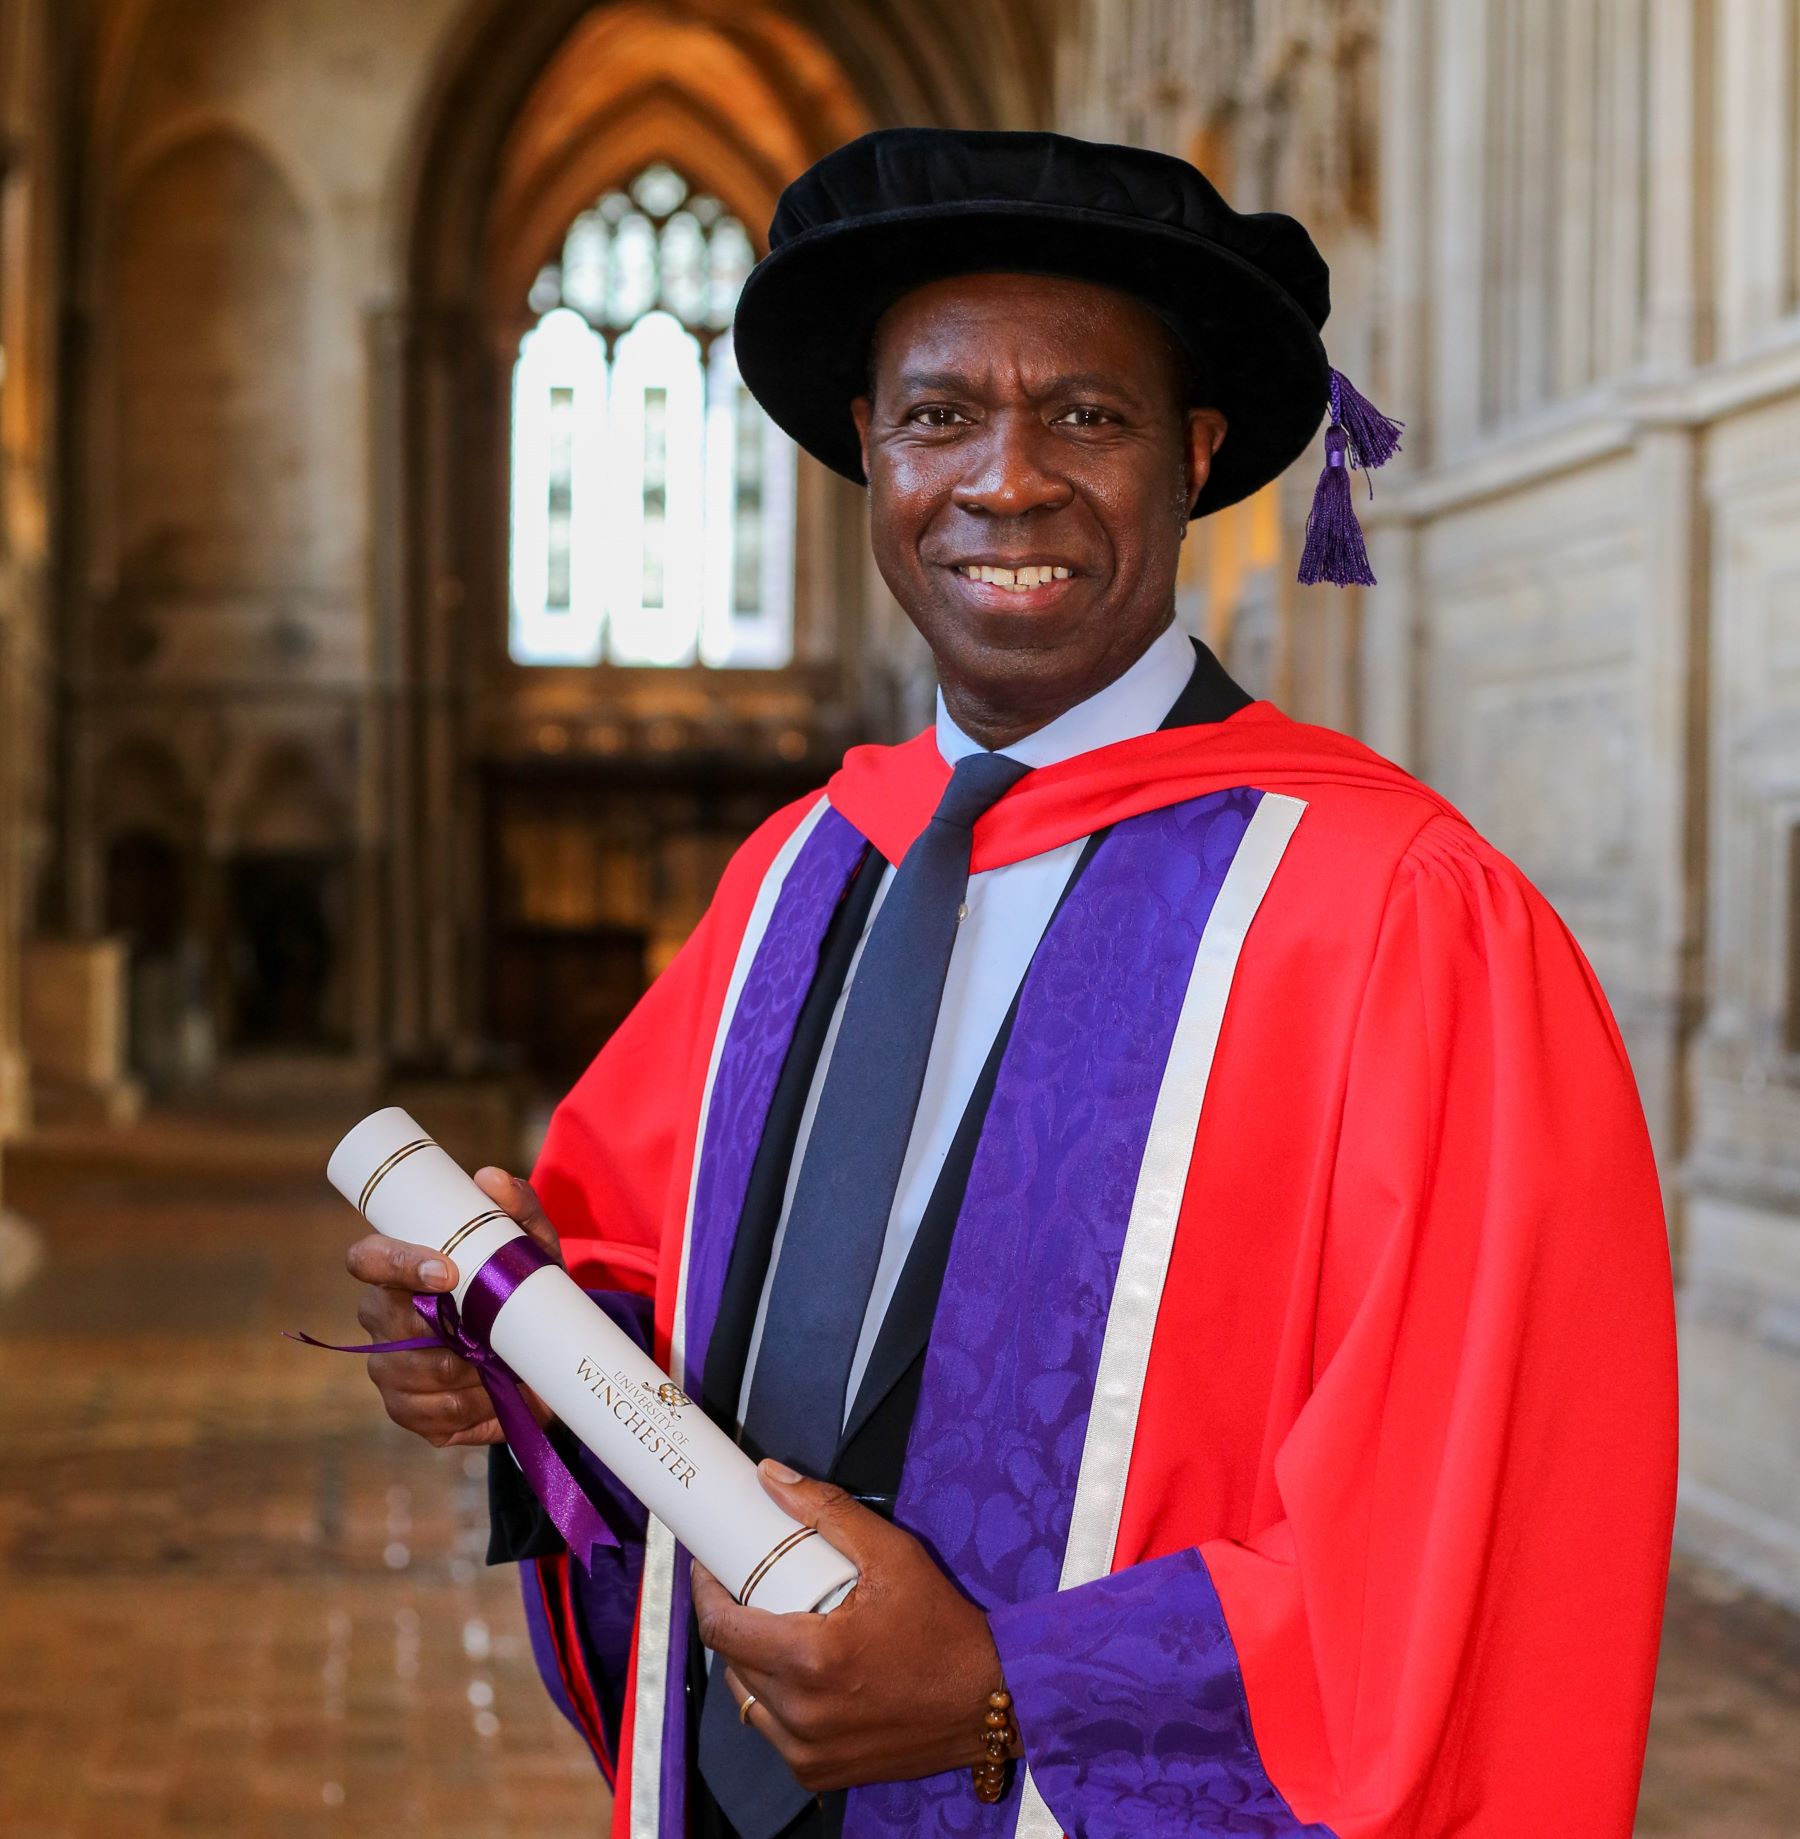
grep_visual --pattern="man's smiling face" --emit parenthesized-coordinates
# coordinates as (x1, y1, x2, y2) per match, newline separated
(851, 272, 1227, 748)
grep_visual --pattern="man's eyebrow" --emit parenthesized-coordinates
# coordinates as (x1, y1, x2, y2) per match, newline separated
(1041, 371, 1140, 399)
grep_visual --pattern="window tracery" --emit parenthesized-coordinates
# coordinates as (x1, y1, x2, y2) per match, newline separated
(509, 163, 794, 668)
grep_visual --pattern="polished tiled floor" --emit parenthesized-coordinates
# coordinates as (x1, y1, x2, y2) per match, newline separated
(0, 1121, 603, 1839)
(1, 1118, 1797, 1838)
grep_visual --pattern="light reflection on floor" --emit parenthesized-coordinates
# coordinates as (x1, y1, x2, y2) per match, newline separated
(0, 1122, 604, 1839)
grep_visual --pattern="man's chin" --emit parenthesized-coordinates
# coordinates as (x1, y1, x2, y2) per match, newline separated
(918, 584, 1108, 663)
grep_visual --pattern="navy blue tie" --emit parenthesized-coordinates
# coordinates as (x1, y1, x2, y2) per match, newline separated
(697, 749, 1030, 1838)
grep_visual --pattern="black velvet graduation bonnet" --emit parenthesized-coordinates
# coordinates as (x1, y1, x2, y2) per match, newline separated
(733, 128, 1401, 583)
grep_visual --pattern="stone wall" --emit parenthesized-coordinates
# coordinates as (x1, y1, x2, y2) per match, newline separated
(1060, 0, 1800, 1604)
(0, 0, 73, 1303)
(1374, 0, 1800, 1605)
(57, 0, 1050, 1089)
(0, 0, 67, 1213)
(65, 0, 470, 1090)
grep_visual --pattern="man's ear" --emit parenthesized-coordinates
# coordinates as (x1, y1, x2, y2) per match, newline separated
(850, 395, 875, 481)
(1183, 406, 1229, 503)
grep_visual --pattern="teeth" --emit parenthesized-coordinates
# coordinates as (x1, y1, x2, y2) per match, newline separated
(957, 564, 1074, 591)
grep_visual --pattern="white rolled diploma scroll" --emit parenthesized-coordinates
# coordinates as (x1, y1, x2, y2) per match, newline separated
(329, 1107, 858, 1615)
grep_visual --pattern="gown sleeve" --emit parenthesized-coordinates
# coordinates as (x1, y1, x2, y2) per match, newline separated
(990, 812, 1678, 1839)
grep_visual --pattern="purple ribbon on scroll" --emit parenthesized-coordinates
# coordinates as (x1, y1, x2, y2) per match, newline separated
(287, 1234, 617, 1567)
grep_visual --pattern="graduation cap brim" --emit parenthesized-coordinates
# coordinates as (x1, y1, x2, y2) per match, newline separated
(732, 199, 1333, 519)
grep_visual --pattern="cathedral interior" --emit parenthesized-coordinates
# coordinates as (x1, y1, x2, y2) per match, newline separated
(3, 1, 1800, 1833)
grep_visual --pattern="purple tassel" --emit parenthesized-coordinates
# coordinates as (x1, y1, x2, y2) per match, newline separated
(1296, 369, 1400, 588)
(1331, 368, 1404, 472)
(1297, 426, 1376, 587)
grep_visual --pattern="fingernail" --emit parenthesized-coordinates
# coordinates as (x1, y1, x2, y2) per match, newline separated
(421, 1259, 451, 1288)
(760, 1459, 801, 1484)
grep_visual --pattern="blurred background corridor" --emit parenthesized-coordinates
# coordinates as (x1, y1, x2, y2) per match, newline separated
(1, 0, 1798, 1832)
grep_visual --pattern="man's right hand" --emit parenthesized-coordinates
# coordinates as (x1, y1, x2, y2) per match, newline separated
(346, 1166, 564, 1448)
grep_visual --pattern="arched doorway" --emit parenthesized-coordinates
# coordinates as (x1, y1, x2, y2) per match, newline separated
(221, 745, 353, 1054)
(379, 0, 1049, 1081)
(94, 737, 205, 1090)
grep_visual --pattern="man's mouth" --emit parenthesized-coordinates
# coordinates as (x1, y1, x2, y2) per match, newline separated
(951, 563, 1075, 594)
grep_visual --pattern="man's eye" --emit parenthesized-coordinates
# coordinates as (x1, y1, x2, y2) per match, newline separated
(908, 405, 970, 428)
(1053, 406, 1112, 428)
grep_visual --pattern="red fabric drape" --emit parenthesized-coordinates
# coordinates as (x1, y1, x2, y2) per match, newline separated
(528, 712, 1676, 1838)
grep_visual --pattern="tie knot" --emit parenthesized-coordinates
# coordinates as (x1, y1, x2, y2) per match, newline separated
(933, 751, 1031, 831)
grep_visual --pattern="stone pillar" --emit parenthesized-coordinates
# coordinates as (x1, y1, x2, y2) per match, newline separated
(1717, 0, 1794, 355)
(20, 937, 143, 1126)
(366, 303, 422, 1063)
(0, 0, 66, 1287)
(1632, 422, 1709, 1204)
(369, 300, 479, 1069)
(1429, 0, 1490, 456)
(1644, 0, 1712, 375)
(370, 299, 487, 1072)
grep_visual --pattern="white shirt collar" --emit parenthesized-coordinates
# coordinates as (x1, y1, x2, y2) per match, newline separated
(934, 619, 1196, 769)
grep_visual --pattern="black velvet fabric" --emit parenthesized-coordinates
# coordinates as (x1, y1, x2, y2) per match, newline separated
(732, 128, 1333, 519)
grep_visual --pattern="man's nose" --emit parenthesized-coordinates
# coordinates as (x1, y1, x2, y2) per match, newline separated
(950, 414, 1074, 517)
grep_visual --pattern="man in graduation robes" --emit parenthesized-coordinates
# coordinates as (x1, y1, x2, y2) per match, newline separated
(349, 129, 1678, 1839)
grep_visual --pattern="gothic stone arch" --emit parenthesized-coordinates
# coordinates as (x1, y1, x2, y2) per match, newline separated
(373, 0, 1046, 1070)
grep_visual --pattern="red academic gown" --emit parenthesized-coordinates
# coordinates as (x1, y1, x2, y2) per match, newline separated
(524, 700, 1677, 1839)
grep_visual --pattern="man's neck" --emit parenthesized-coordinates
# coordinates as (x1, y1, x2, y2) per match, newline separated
(935, 619, 1194, 768)
(938, 618, 1180, 752)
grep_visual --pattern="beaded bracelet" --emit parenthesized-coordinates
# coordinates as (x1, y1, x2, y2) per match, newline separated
(971, 1686, 1017, 1803)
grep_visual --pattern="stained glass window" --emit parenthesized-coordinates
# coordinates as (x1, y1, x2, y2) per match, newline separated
(508, 164, 795, 668)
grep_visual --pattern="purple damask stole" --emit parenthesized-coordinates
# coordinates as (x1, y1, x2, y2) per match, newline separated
(663, 805, 873, 1830)
(837, 787, 1328, 1839)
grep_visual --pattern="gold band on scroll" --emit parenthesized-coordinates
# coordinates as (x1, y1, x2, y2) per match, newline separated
(357, 1137, 435, 1215)
(441, 1209, 512, 1262)
(737, 1525, 819, 1607)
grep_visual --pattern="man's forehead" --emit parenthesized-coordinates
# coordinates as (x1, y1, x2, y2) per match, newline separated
(868, 271, 1186, 390)
(876, 271, 1165, 340)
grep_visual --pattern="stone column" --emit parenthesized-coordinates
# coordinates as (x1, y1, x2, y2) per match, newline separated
(1717, 0, 1794, 355)
(0, 0, 65, 1288)
(1632, 421, 1710, 1213)
(1644, 0, 1712, 375)
(361, 305, 409, 1066)
(369, 299, 477, 1069)
(366, 302, 423, 1063)
(20, 938, 142, 1125)
(1360, 0, 1436, 767)
(368, 299, 486, 1071)
(1430, 0, 1491, 455)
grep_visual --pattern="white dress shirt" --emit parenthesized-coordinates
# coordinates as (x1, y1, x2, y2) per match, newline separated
(737, 619, 1198, 1426)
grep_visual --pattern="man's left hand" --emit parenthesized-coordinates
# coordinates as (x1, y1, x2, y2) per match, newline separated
(690, 1461, 1015, 1794)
